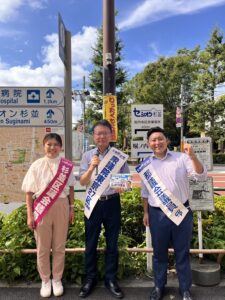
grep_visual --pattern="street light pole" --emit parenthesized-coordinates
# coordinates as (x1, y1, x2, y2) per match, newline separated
(82, 76, 86, 152)
(103, 0, 115, 96)
(180, 83, 185, 152)
(72, 85, 90, 153)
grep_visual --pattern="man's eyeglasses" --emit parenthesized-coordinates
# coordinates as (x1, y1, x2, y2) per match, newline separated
(94, 132, 111, 137)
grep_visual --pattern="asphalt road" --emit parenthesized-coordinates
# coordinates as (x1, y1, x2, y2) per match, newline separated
(0, 283, 224, 300)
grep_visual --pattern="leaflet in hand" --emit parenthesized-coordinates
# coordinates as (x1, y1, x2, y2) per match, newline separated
(110, 174, 133, 191)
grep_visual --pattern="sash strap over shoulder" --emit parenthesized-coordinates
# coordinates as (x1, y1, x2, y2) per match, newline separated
(33, 158, 73, 226)
(136, 157, 188, 226)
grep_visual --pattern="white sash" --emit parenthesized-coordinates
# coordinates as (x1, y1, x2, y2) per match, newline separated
(136, 157, 188, 226)
(84, 147, 128, 219)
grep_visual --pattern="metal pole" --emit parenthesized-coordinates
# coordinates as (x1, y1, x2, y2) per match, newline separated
(103, 0, 115, 95)
(197, 211, 204, 262)
(146, 228, 153, 272)
(83, 76, 86, 152)
(180, 83, 184, 152)
(64, 30, 72, 160)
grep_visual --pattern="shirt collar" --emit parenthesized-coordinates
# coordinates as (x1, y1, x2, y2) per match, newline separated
(151, 149, 172, 161)
(96, 145, 111, 156)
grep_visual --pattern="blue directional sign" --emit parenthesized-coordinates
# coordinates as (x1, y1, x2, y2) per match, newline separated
(0, 87, 64, 106)
(0, 107, 64, 127)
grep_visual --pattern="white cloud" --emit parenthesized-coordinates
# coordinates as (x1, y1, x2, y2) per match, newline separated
(119, 0, 225, 30)
(72, 26, 98, 67)
(0, 26, 98, 86)
(0, 57, 9, 69)
(0, 0, 47, 22)
(0, 26, 97, 123)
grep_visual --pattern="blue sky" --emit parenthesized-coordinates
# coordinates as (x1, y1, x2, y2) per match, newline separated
(1, 0, 225, 121)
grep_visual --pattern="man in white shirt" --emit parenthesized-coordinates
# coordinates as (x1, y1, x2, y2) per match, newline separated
(140, 127, 207, 300)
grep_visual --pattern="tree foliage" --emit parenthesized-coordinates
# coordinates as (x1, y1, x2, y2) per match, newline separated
(124, 28, 225, 150)
(188, 28, 225, 149)
(124, 48, 199, 146)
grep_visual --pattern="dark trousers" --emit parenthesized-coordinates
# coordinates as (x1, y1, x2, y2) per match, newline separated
(84, 195, 121, 282)
(149, 205, 193, 293)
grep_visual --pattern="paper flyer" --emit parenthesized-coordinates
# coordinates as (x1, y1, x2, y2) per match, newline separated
(110, 174, 133, 191)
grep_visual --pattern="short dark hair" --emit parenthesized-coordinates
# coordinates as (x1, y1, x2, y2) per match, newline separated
(43, 133, 62, 147)
(147, 127, 167, 140)
(93, 119, 112, 133)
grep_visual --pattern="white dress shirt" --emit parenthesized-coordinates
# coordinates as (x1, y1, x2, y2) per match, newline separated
(141, 150, 207, 207)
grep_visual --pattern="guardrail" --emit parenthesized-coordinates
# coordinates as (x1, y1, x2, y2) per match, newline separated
(213, 187, 225, 195)
(0, 248, 224, 264)
(75, 187, 225, 194)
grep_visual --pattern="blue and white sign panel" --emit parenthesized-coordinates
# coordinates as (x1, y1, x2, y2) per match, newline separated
(0, 87, 64, 107)
(58, 13, 67, 66)
(131, 140, 153, 158)
(0, 107, 64, 127)
(131, 104, 163, 137)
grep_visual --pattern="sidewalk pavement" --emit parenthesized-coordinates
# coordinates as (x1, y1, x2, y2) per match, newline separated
(0, 274, 224, 300)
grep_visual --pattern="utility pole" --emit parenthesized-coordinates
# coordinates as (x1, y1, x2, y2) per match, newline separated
(103, 0, 115, 95)
(102, 0, 118, 142)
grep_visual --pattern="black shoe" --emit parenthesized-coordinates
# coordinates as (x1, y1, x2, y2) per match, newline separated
(105, 280, 124, 299)
(79, 278, 97, 298)
(182, 290, 193, 300)
(149, 287, 163, 300)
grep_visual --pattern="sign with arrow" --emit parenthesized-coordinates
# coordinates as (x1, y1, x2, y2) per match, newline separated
(0, 87, 64, 107)
(0, 107, 64, 127)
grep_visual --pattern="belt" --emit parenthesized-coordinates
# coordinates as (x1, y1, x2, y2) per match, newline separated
(99, 193, 119, 201)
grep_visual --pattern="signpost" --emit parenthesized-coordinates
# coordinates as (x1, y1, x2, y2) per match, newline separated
(0, 87, 64, 127)
(131, 104, 163, 137)
(58, 13, 72, 160)
(176, 106, 182, 128)
(189, 175, 214, 260)
(131, 140, 153, 158)
(103, 95, 118, 142)
(189, 177, 214, 211)
(131, 104, 163, 159)
(185, 137, 213, 171)
(0, 87, 64, 107)
(58, 13, 67, 66)
(0, 107, 64, 127)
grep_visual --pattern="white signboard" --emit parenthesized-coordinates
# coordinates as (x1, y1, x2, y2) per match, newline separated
(189, 177, 214, 211)
(131, 140, 153, 158)
(0, 87, 64, 107)
(0, 107, 64, 127)
(185, 137, 213, 171)
(131, 104, 163, 137)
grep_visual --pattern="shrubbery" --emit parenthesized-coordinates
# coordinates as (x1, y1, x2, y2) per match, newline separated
(0, 189, 224, 283)
(192, 196, 225, 269)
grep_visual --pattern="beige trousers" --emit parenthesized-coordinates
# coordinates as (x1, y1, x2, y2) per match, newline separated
(34, 197, 69, 282)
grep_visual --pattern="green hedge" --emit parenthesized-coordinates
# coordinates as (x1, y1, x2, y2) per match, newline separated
(0, 189, 224, 283)
(0, 188, 145, 283)
(192, 196, 225, 269)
